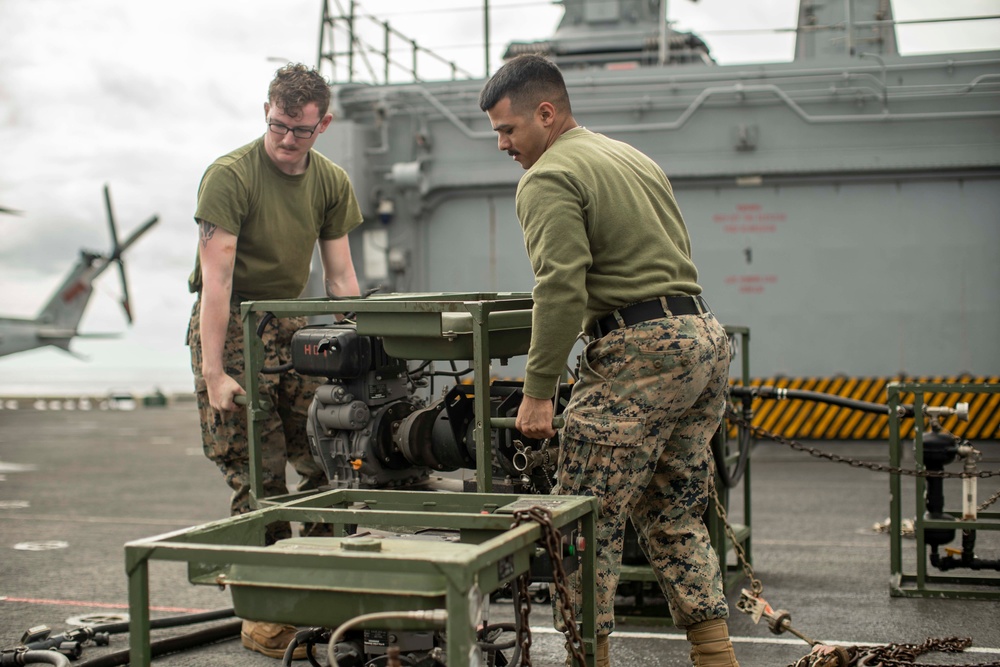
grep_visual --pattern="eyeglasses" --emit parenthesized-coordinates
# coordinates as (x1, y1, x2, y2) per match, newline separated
(266, 119, 321, 139)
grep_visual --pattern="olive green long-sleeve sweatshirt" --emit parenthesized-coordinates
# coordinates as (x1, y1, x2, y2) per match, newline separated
(515, 127, 701, 398)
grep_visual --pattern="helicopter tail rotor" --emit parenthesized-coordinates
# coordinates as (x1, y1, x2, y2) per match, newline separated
(103, 184, 158, 325)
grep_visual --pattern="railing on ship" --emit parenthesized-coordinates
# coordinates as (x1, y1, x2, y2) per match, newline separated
(315, 0, 1000, 86)
(317, 0, 481, 85)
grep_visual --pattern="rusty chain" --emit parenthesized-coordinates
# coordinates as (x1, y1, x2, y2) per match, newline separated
(504, 410, 997, 667)
(511, 506, 588, 667)
(513, 571, 533, 666)
(725, 408, 1000, 480)
(979, 488, 1000, 513)
(789, 636, 1000, 667)
(789, 645, 862, 667)
(726, 401, 1000, 517)
(719, 408, 1000, 667)
(710, 482, 763, 597)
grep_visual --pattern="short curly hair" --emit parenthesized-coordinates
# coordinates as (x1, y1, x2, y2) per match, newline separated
(267, 63, 331, 118)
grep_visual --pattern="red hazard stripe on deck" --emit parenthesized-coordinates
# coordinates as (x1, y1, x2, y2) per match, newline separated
(0, 596, 209, 614)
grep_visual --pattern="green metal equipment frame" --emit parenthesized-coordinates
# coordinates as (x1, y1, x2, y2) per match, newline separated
(243, 292, 536, 498)
(125, 293, 751, 663)
(125, 489, 598, 666)
(887, 381, 1000, 599)
(241, 293, 752, 599)
(246, 293, 752, 598)
(711, 326, 753, 592)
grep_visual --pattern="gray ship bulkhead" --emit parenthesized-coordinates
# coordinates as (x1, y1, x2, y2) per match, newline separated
(313, 13, 1000, 388)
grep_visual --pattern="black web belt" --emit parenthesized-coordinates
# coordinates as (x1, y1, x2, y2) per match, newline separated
(591, 295, 711, 339)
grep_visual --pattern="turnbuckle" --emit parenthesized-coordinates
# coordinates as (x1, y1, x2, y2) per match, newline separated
(737, 589, 852, 666)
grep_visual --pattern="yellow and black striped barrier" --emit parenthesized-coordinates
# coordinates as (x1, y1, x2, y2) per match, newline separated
(731, 376, 1000, 441)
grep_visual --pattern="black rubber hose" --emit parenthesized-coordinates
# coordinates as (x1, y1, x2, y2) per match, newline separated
(730, 385, 915, 418)
(282, 627, 328, 667)
(23, 608, 236, 652)
(711, 422, 751, 489)
(507, 579, 524, 667)
(4, 651, 72, 667)
(78, 608, 235, 638)
(76, 619, 243, 667)
(262, 361, 295, 375)
(255, 311, 276, 338)
(254, 312, 294, 375)
(478, 622, 517, 651)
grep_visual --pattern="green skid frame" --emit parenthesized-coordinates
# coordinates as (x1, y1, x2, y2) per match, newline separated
(126, 489, 598, 666)
(126, 292, 751, 663)
(888, 381, 1000, 599)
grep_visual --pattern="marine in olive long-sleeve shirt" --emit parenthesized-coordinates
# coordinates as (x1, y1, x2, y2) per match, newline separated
(516, 126, 701, 399)
(481, 55, 740, 667)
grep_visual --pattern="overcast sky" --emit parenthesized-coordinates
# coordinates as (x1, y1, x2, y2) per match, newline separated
(0, 0, 997, 394)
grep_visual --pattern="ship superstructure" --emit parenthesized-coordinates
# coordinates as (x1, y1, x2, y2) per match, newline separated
(313, 0, 1000, 439)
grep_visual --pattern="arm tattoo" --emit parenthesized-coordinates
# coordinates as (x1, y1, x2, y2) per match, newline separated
(200, 221, 217, 248)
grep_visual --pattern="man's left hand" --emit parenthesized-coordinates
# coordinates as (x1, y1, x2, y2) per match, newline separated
(516, 395, 557, 439)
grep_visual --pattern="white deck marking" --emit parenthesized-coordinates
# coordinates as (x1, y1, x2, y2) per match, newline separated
(528, 626, 1000, 653)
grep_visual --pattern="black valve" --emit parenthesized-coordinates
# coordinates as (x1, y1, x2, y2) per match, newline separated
(920, 430, 957, 548)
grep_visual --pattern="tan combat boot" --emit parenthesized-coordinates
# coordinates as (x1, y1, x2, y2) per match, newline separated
(596, 634, 610, 667)
(566, 634, 609, 666)
(686, 618, 739, 667)
(241, 620, 307, 660)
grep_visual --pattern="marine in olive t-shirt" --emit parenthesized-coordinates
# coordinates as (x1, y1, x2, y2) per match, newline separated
(188, 137, 362, 300)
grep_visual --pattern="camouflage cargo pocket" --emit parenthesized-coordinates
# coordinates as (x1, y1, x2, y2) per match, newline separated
(556, 408, 652, 521)
(562, 408, 645, 449)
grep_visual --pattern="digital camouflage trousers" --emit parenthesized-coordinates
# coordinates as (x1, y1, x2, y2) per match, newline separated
(187, 298, 330, 545)
(553, 310, 731, 633)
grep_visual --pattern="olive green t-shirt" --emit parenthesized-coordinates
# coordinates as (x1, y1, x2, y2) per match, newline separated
(188, 137, 363, 300)
(516, 127, 701, 398)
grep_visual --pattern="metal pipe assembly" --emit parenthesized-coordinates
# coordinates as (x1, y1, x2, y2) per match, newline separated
(730, 379, 1000, 598)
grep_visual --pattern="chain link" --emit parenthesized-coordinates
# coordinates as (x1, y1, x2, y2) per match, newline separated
(790, 636, 1000, 667)
(710, 482, 763, 597)
(979, 488, 1000, 513)
(511, 506, 588, 667)
(726, 408, 1000, 479)
(719, 409, 1000, 667)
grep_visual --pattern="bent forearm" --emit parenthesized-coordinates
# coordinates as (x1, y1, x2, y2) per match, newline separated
(325, 270, 360, 298)
(320, 235, 361, 299)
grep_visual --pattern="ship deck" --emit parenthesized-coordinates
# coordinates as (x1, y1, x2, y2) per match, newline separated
(1, 401, 998, 666)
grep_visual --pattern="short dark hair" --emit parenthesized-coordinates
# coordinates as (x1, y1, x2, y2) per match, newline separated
(478, 54, 571, 115)
(267, 63, 331, 118)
